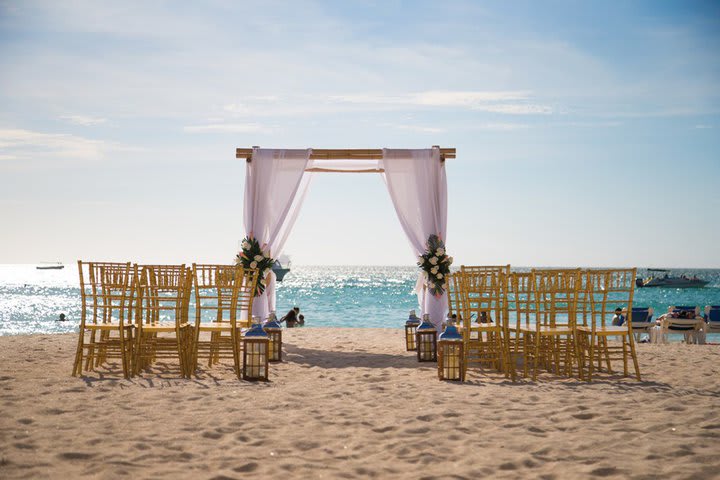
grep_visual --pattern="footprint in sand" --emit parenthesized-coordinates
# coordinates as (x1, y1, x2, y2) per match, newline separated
(572, 413, 596, 420)
(233, 462, 259, 473)
(58, 452, 96, 461)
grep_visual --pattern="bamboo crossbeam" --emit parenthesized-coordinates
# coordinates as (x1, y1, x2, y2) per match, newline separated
(236, 147, 456, 161)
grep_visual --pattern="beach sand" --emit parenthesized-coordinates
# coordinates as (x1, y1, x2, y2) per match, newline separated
(1, 328, 719, 479)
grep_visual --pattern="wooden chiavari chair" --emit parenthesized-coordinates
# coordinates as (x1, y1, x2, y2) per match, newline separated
(73, 261, 137, 378)
(446, 272, 464, 321)
(576, 269, 641, 381)
(134, 265, 193, 378)
(520, 269, 582, 380)
(458, 268, 515, 380)
(190, 264, 258, 378)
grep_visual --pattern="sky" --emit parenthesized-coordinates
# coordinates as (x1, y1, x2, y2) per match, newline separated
(0, 0, 719, 267)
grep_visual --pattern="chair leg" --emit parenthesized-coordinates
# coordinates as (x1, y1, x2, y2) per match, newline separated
(72, 330, 85, 376)
(628, 333, 641, 381)
(587, 333, 595, 382)
(622, 335, 629, 377)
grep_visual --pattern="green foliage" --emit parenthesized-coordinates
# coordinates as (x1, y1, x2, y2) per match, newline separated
(235, 235, 275, 296)
(417, 234, 453, 297)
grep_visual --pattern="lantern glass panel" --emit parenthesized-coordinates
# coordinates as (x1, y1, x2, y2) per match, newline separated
(243, 339, 268, 380)
(440, 343, 463, 381)
(405, 325, 417, 350)
(417, 331, 437, 362)
(268, 331, 282, 362)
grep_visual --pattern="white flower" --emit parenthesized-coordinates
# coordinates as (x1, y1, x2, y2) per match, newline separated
(436, 273, 443, 279)
(250, 261, 258, 269)
(417, 256, 424, 265)
(447, 256, 453, 265)
(436, 248, 445, 256)
(241, 242, 250, 250)
(263, 251, 271, 259)
(431, 266, 439, 274)
(429, 256, 438, 265)
(264, 268, 271, 276)
(254, 254, 264, 262)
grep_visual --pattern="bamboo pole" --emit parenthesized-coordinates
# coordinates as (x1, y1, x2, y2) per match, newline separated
(236, 147, 456, 162)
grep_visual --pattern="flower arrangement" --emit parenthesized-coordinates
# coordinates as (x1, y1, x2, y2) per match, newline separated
(235, 235, 275, 296)
(417, 234, 453, 297)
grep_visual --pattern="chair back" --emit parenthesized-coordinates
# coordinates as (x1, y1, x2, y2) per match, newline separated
(77, 261, 136, 327)
(530, 269, 581, 328)
(631, 307, 653, 324)
(459, 268, 507, 329)
(583, 268, 637, 331)
(138, 264, 191, 326)
(507, 272, 533, 332)
(707, 306, 720, 323)
(445, 272, 464, 320)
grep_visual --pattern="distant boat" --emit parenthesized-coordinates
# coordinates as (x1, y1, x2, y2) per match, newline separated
(36, 262, 64, 270)
(636, 269, 708, 288)
(272, 255, 291, 282)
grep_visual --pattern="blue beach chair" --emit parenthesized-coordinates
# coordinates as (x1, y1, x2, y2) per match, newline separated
(629, 307, 654, 342)
(705, 306, 720, 334)
(661, 306, 703, 343)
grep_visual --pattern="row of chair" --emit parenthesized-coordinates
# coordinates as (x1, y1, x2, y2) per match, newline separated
(447, 266, 642, 382)
(72, 261, 259, 379)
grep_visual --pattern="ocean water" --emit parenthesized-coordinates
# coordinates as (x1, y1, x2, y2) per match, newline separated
(1, 264, 719, 339)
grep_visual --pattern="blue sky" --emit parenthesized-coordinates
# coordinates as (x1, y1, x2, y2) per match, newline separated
(0, 0, 718, 267)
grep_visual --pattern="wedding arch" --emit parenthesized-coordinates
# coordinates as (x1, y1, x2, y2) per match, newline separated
(235, 146, 455, 330)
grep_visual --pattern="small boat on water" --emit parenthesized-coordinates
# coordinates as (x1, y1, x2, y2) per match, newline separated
(636, 269, 708, 288)
(272, 255, 291, 282)
(36, 262, 64, 270)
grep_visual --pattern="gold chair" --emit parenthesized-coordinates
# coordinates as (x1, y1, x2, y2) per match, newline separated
(190, 264, 258, 378)
(458, 268, 515, 380)
(134, 265, 193, 378)
(520, 269, 582, 380)
(576, 269, 641, 381)
(446, 272, 464, 320)
(72, 261, 137, 378)
(506, 272, 533, 356)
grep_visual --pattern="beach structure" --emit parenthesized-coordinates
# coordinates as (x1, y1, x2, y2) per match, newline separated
(236, 147, 454, 330)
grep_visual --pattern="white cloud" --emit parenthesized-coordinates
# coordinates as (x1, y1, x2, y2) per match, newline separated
(59, 115, 107, 126)
(183, 123, 272, 133)
(379, 123, 447, 134)
(325, 90, 552, 115)
(694, 124, 713, 129)
(0, 128, 132, 164)
(470, 123, 530, 131)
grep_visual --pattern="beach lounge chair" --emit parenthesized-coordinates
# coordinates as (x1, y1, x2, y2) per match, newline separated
(190, 264, 258, 378)
(457, 267, 515, 380)
(520, 269, 581, 380)
(576, 269, 641, 381)
(629, 307, 655, 342)
(134, 265, 193, 377)
(72, 261, 137, 378)
(705, 306, 720, 334)
(660, 306, 704, 344)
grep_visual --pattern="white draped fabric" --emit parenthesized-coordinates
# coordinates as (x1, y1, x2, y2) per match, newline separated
(243, 148, 312, 319)
(381, 148, 448, 330)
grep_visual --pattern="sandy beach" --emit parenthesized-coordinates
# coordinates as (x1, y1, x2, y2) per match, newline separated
(1, 328, 719, 479)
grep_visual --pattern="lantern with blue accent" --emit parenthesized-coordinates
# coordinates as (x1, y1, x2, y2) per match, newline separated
(438, 318, 465, 381)
(263, 311, 283, 362)
(416, 314, 437, 362)
(243, 318, 269, 381)
(405, 309, 421, 351)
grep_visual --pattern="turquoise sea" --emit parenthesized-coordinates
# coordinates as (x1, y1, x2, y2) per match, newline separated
(1, 264, 719, 339)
